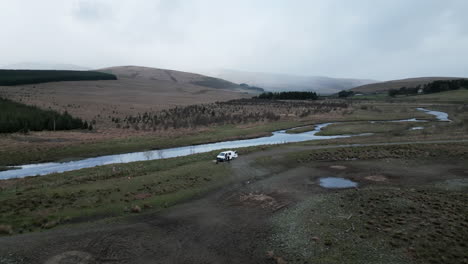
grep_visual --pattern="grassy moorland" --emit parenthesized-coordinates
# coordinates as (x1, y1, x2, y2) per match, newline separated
(0, 120, 300, 166)
(0, 151, 229, 234)
(0, 100, 443, 166)
(255, 142, 468, 264)
(0, 145, 270, 235)
(316, 122, 426, 136)
(270, 185, 468, 264)
(398, 89, 468, 103)
(351, 88, 468, 103)
(0, 89, 468, 264)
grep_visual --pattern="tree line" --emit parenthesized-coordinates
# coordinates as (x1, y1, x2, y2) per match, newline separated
(0, 97, 91, 133)
(338, 90, 355, 98)
(389, 79, 468, 97)
(255, 91, 318, 100)
(0, 70, 117, 86)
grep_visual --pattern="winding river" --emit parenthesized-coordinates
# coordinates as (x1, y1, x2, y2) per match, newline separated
(0, 108, 450, 179)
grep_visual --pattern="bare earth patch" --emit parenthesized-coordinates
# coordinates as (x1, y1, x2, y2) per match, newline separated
(237, 192, 290, 211)
(364, 175, 387, 182)
(329, 165, 347, 170)
(133, 193, 152, 200)
(45, 251, 95, 264)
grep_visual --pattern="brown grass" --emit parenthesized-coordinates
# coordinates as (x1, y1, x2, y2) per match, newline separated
(0, 224, 13, 235)
(0, 66, 252, 130)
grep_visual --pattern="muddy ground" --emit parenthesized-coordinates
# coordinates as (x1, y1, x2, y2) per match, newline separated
(0, 143, 467, 264)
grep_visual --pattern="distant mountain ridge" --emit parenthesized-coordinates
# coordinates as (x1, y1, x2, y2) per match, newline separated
(351, 77, 468, 93)
(207, 69, 377, 95)
(1, 62, 90, 71)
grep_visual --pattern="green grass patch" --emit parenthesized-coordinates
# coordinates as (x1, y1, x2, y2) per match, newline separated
(350, 89, 468, 104)
(0, 103, 447, 166)
(399, 89, 468, 103)
(316, 121, 418, 136)
(342, 104, 432, 122)
(285, 125, 317, 134)
(0, 120, 304, 166)
(255, 143, 468, 168)
(0, 144, 271, 235)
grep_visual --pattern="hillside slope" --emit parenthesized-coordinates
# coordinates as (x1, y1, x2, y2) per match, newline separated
(0, 66, 254, 129)
(99, 66, 261, 92)
(208, 69, 377, 94)
(351, 77, 466, 93)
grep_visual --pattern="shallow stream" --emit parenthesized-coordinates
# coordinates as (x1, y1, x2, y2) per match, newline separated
(0, 108, 449, 179)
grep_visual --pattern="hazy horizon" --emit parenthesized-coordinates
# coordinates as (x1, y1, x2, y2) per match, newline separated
(1, 0, 467, 81)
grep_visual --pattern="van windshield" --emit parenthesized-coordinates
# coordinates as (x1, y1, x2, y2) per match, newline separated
(218, 152, 225, 156)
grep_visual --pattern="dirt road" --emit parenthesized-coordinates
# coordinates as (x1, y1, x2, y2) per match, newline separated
(1, 139, 467, 264)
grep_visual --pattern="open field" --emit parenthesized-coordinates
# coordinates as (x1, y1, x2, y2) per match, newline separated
(1, 140, 467, 263)
(0, 100, 451, 166)
(2, 70, 466, 168)
(316, 122, 425, 136)
(398, 89, 468, 103)
(350, 77, 466, 93)
(0, 150, 232, 234)
(1, 76, 468, 263)
(0, 120, 299, 166)
(287, 121, 432, 136)
(351, 89, 468, 104)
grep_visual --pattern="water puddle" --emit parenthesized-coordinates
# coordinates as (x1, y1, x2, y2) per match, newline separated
(319, 177, 358, 188)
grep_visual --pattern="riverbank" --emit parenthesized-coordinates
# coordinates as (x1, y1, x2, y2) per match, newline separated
(0, 102, 437, 167)
(0, 107, 451, 179)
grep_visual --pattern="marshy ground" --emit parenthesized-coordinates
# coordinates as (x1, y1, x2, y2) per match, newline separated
(1, 90, 468, 263)
(0, 141, 467, 264)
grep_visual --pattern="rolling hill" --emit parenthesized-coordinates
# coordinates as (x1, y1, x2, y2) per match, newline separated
(351, 77, 467, 93)
(98, 66, 261, 93)
(0, 66, 256, 129)
(207, 69, 377, 94)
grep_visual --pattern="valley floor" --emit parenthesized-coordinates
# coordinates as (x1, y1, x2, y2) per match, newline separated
(1, 92, 468, 264)
(0, 140, 467, 264)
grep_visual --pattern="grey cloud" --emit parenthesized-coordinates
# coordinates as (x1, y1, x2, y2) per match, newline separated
(72, 0, 110, 22)
(1, 0, 467, 80)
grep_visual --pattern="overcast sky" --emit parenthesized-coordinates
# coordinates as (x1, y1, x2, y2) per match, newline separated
(1, 0, 467, 80)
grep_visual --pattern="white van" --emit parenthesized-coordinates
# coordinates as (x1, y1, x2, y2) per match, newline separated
(216, 150, 238, 162)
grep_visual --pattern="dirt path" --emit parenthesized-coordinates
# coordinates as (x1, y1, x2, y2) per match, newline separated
(0, 139, 467, 264)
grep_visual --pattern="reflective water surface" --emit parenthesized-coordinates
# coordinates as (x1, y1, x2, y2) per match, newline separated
(416, 108, 451, 122)
(0, 123, 351, 179)
(319, 177, 358, 188)
(0, 108, 448, 179)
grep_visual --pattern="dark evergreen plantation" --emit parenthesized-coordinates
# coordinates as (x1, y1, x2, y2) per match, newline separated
(0, 97, 90, 133)
(0, 70, 116, 86)
(256, 91, 319, 100)
(388, 79, 468, 96)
